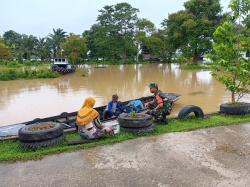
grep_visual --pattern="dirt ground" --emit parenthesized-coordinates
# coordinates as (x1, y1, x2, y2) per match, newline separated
(1, 123, 250, 187)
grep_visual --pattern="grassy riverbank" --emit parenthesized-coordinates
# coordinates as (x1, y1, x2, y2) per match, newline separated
(1, 113, 250, 162)
(0, 61, 60, 81)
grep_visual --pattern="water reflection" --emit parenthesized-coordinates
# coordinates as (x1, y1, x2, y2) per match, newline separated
(0, 64, 233, 126)
(196, 71, 212, 85)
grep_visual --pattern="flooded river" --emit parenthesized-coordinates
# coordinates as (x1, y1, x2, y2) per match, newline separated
(0, 63, 244, 126)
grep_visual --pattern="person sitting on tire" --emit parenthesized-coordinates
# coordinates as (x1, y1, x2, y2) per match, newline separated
(103, 94, 124, 119)
(145, 83, 172, 124)
(76, 97, 113, 140)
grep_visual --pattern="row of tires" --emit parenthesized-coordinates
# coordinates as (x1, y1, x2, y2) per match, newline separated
(18, 105, 205, 149)
(118, 105, 205, 133)
(117, 103, 250, 131)
(18, 104, 250, 149)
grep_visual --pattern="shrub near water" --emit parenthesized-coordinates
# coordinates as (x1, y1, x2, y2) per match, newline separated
(0, 69, 59, 81)
(180, 63, 209, 70)
(0, 62, 59, 81)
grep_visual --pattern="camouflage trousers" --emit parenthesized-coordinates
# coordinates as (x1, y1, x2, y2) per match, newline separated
(147, 102, 172, 121)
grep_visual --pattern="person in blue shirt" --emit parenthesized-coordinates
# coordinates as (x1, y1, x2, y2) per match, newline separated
(126, 100, 145, 113)
(103, 94, 124, 119)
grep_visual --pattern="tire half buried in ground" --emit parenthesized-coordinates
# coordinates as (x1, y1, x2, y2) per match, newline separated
(220, 103, 250, 115)
(118, 113, 153, 128)
(20, 135, 64, 149)
(178, 105, 204, 119)
(18, 122, 64, 149)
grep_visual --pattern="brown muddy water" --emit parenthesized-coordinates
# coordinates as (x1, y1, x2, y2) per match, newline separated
(0, 63, 247, 126)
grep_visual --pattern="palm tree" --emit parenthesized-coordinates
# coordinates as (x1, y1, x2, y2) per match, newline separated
(21, 35, 38, 60)
(36, 38, 51, 61)
(48, 28, 67, 58)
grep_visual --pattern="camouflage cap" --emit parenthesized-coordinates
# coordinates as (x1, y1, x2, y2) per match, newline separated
(148, 82, 158, 88)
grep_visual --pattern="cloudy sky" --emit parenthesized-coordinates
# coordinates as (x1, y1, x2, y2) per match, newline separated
(0, 0, 231, 37)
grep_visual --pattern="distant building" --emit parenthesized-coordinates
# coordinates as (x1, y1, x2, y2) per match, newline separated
(30, 55, 41, 61)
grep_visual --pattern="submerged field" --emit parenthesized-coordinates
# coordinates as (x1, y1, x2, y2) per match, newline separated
(1, 113, 250, 162)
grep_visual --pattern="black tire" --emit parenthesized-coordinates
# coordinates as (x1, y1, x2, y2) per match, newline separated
(220, 103, 250, 115)
(118, 113, 153, 128)
(20, 135, 64, 149)
(178, 105, 204, 119)
(18, 122, 63, 142)
(121, 124, 155, 133)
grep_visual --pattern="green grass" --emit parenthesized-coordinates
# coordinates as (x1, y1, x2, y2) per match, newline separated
(1, 113, 250, 162)
(0, 61, 60, 81)
(180, 63, 210, 70)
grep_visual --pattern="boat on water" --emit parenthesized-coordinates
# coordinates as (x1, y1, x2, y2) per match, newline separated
(51, 58, 76, 74)
(0, 93, 181, 139)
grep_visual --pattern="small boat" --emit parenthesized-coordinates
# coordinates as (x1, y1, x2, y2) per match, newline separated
(51, 58, 76, 74)
(0, 93, 181, 139)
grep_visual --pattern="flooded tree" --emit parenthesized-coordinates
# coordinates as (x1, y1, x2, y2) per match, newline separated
(163, 0, 223, 63)
(85, 3, 139, 62)
(135, 18, 156, 62)
(61, 34, 87, 64)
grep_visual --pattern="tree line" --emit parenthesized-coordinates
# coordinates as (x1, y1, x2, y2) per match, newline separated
(0, 0, 233, 64)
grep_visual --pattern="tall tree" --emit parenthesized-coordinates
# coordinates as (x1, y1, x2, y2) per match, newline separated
(3, 30, 21, 47)
(3, 30, 22, 60)
(36, 38, 51, 61)
(83, 24, 113, 60)
(94, 2, 139, 61)
(0, 39, 12, 60)
(163, 0, 223, 63)
(135, 18, 156, 62)
(21, 34, 38, 60)
(3, 31, 38, 61)
(162, 11, 193, 60)
(144, 30, 175, 62)
(48, 28, 67, 58)
(61, 34, 87, 64)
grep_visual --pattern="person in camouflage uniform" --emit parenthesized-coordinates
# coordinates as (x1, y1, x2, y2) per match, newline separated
(145, 83, 172, 124)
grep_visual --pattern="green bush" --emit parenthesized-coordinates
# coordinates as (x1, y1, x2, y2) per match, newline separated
(181, 63, 209, 70)
(0, 60, 59, 81)
(6, 61, 22, 68)
(0, 69, 59, 81)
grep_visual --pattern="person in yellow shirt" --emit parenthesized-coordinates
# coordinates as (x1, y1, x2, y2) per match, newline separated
(76, 97, 113, 139)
